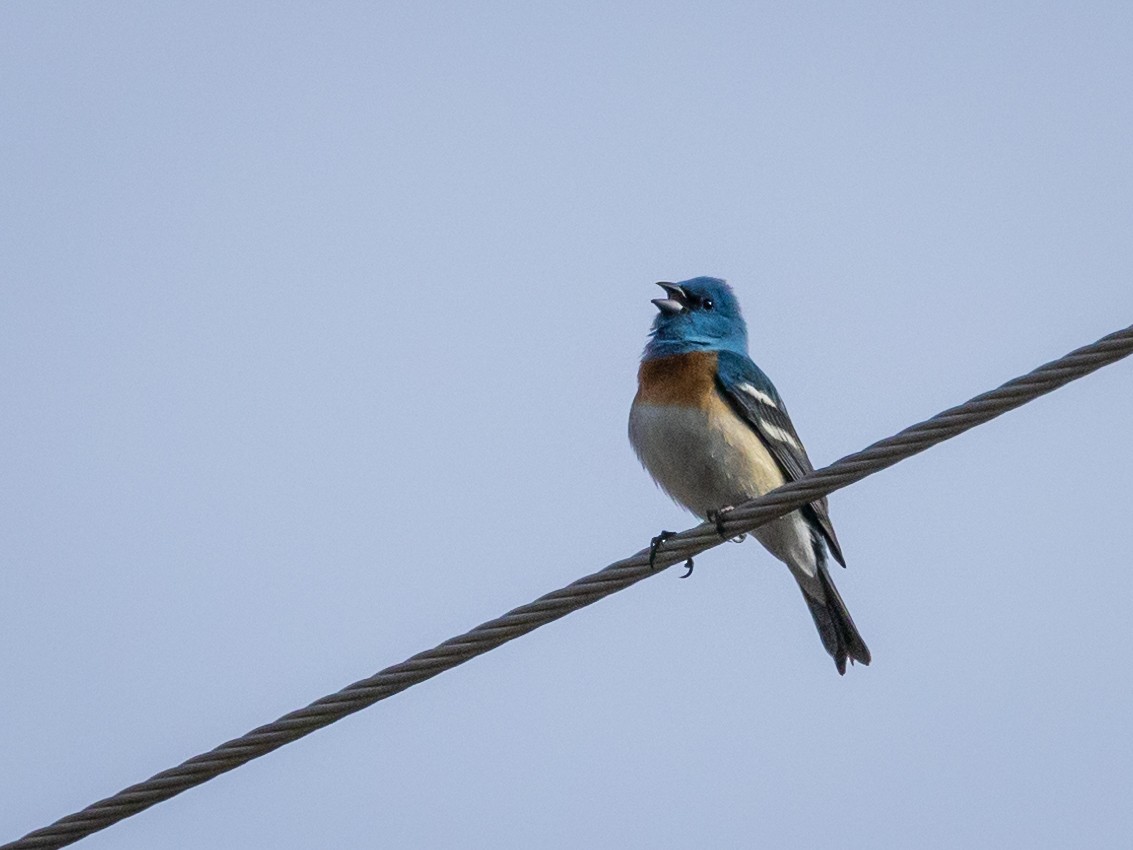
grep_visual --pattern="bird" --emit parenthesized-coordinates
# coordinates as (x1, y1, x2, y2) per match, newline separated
(628, 276, 871, 674)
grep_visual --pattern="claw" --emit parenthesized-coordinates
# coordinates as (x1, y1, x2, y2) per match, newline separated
(679, 558, 695, 579)
(649, 530, 676, 570)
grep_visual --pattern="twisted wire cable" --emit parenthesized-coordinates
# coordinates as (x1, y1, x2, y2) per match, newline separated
(6, 323, 1132, 850)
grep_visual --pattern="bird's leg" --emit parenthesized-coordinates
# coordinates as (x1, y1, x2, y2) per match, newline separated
(707, 506, 747, 543)
(648, 530, 676, 570)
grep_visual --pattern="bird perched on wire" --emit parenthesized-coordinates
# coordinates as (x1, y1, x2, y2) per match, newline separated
(628, 277, 870, 674)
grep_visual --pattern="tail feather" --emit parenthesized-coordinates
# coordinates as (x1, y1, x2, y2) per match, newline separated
(801, 564, 871, 675)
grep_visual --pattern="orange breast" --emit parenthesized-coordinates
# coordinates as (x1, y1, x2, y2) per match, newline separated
(634, 351, 720, 408)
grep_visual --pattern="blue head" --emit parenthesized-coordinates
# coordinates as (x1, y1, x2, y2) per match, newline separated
(642, 276, 749, 360)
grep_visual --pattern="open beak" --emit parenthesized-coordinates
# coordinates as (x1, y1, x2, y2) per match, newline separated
(651, 281, 688, 315)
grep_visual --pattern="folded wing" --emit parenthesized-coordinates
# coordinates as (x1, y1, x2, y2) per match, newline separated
(714, 349, 846, 566)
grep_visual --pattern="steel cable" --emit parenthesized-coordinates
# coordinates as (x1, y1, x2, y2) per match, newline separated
(5, 323, 1132, 849)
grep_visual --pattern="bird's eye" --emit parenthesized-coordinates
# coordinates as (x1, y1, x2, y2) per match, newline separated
(703, 298, 714, 310)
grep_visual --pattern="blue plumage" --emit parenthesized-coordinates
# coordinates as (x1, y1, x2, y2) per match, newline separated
(644, 277, 748, 359)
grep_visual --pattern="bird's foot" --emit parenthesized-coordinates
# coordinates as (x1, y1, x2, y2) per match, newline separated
(707, 507, 747, 544)
(648, 530, 696, 577)
(649, 530, 676, 570)
(707, 507, 732, 537)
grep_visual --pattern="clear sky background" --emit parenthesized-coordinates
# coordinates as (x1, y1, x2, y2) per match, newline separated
(3, 3, 1132, 848)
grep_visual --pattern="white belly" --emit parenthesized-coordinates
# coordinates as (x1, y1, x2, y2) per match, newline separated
(628, 401, 784, 516)
(628, 400, 819, 579)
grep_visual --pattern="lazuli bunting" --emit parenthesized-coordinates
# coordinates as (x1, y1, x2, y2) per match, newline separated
(629, 277, 870, 674)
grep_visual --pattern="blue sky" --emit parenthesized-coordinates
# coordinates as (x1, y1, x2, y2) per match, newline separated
(3, 3, 1132, 848)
